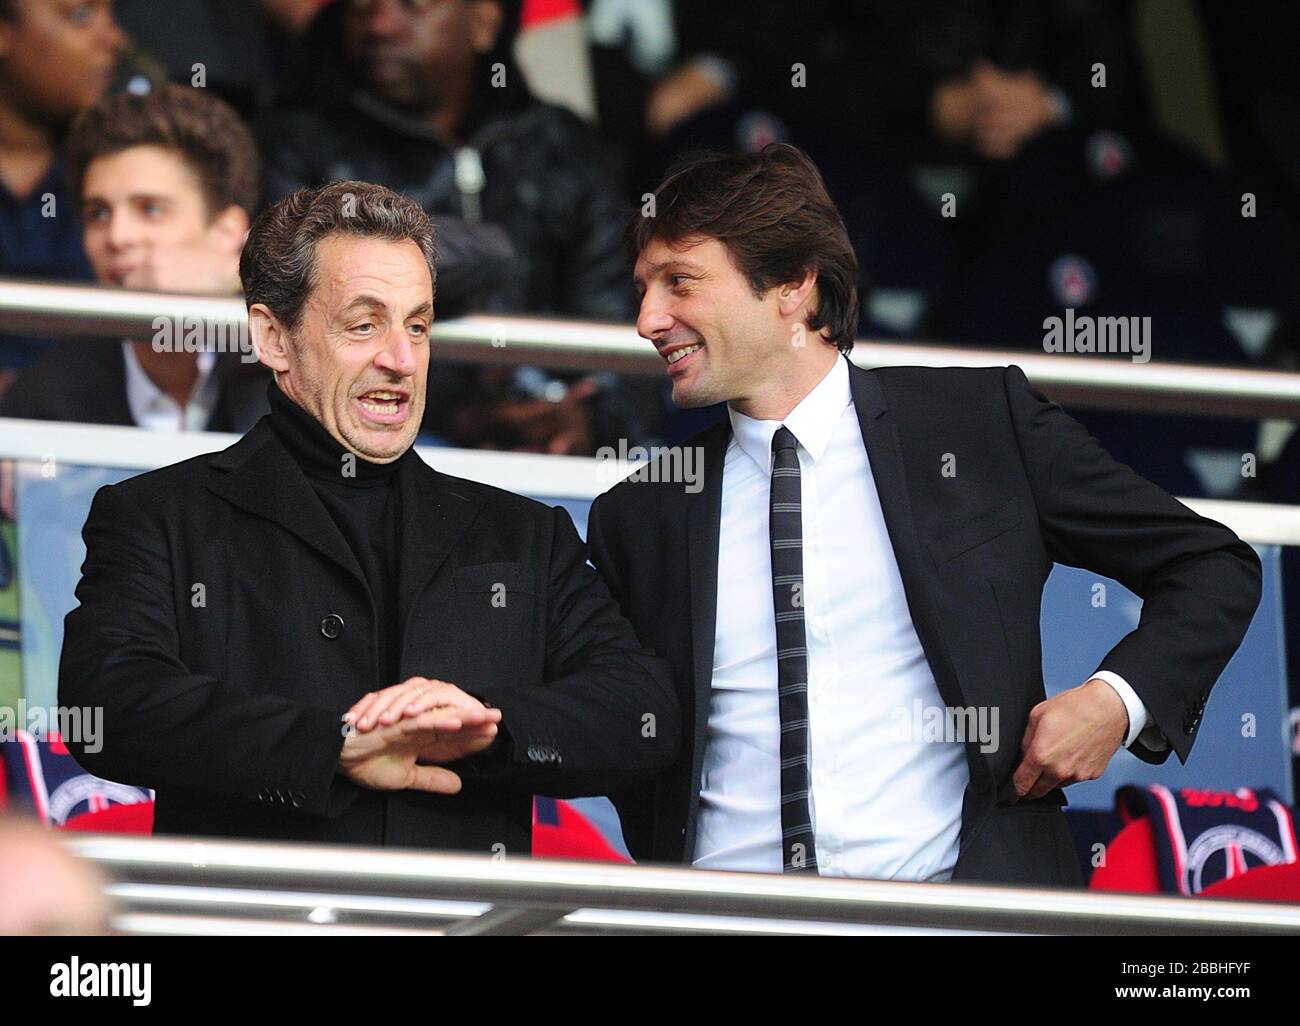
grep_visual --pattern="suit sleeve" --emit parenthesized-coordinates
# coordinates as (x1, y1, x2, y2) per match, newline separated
(467, 504, 680, 797)
(58, 482, 359, 818)
(1002, 364, 1262, 764)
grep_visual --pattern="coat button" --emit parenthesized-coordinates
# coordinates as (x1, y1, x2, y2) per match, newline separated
(320, 614, 344, 639)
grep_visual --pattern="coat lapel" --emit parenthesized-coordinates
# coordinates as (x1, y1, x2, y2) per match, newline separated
(207, 418, 366, 588)
(682, 417, 730, 855)
(208, 423, 486, 635)
(394, 450, 485, 633)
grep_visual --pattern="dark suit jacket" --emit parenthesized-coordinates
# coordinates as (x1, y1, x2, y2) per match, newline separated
(587, 360, 1262, 886)
(59, 416, 679, 855)
(0, 339, 269, 432)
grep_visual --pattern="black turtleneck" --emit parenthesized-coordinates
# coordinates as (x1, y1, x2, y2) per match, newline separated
(267, 382, 408, 690)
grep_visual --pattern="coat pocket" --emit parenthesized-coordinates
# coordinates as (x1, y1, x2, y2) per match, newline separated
(927, 498, 1022, 566)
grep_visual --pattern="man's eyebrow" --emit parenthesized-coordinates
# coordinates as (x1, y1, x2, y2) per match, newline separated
(339, 295, 390, 316)
(633, 259, 707, 286)
(81, 192, 173, 207)
(405, 300, 433, 319)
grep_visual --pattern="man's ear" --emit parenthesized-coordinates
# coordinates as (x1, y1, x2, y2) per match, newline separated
(208, 205, 251, 256)
(469, 0, 504, 54)
(777, 268, 819, 320)
(248, 303, 291, 374)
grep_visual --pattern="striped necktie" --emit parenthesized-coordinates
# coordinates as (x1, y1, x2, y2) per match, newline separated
(770, 426, 818, 872)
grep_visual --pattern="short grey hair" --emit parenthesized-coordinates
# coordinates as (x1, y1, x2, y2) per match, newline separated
(239, 180, 437, 332)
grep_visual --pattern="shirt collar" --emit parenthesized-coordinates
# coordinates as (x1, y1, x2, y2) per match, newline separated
(121, 342, 220, 428)
(727, 354, 852, 476)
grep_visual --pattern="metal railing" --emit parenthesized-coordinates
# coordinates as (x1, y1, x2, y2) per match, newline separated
(4, 279, 1300, 417)
(61, 833, 1300, 936)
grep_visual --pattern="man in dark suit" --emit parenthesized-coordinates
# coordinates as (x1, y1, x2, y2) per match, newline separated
(59, 179, 678, 855)
(585, 144, 1261, 886)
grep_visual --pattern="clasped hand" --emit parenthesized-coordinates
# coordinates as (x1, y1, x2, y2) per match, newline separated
(337, 678, 503, 795)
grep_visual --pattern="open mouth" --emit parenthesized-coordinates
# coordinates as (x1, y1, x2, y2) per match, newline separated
(664, 343, 703, 375)
(355, 390, 410, 425)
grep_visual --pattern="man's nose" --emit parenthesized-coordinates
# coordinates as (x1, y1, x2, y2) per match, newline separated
(636, 292, 674, 342)
(373, 326, 418, 378)
(97, 7, 127, 57)
(104, 211, 140, 252)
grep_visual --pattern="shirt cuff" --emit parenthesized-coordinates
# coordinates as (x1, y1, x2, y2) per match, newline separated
(1089, 670, 1150, 749)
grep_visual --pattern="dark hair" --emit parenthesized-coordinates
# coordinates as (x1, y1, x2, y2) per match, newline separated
(240, 180, 437, 333)
(67, 83, 260, 218)
(629, 143, 860, 355)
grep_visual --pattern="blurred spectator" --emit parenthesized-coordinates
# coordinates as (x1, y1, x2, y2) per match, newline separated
(870, 0, 1150, 164)
(1196, 0, 1300, 298)
(260, 0, 656, 453)
(0, 84, 269, 431)
(0, 0, 124, 377)
(622, 0, 885, 156)
(0, 813, 112, 935)
(113, 0, 324, 120)
(262, 0, 629, 318)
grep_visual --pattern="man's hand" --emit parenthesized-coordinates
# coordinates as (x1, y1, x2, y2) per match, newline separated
(969, 60, 1057, 160)
(344, 678, 503, 766)
(1012, 677, 1129, 800)
(337, 711, 472, 794)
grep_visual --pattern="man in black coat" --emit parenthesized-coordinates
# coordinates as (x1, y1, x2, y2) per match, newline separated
(58, 180, 678, 855)
(585, 145, 1261, 886)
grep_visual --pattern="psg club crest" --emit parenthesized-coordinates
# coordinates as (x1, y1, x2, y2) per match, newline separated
(1049, 254, 1098, 307)
(1085, 129, 1134, 182)
(1120, 784, 1298, 896)
(2, 730, 151, 826)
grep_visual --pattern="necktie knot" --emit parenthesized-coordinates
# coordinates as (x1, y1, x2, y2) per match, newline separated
(772, 425, 799, 454)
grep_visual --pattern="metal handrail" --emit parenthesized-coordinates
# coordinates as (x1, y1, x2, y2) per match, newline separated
(3, 279, 1299, 417)
(62, 833, 1300, 935)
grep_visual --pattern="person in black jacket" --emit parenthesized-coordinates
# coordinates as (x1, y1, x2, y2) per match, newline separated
(259, 0, 656, 454)
(58, 180, 678, 853)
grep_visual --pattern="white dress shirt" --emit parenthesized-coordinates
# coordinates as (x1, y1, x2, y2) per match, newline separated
(692, 355, 1158, 880)
(122, 342, 221, 432)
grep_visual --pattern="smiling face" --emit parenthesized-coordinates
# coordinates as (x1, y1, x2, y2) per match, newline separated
(254, 234, 433, 463)
(635, 235, 820, 414)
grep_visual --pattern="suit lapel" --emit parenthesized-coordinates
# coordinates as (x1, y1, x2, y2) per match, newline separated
(101, 344, 135, 427)
(682, 418, 730, 856)
(848, 364, 967, 715)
